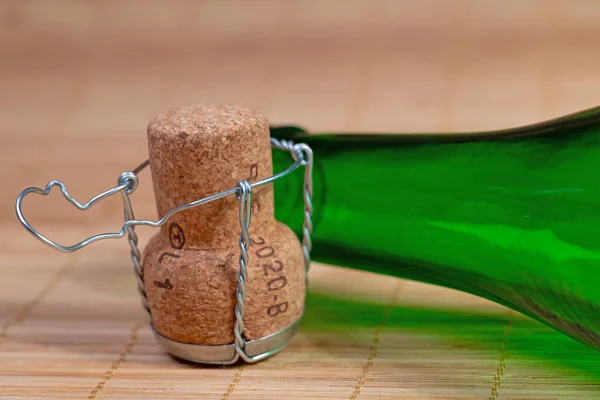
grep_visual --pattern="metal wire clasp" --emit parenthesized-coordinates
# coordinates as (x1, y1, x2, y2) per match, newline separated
(15, 137, 314, 364)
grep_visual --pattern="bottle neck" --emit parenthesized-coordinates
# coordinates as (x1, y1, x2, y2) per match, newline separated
(270, 107, 600, 351)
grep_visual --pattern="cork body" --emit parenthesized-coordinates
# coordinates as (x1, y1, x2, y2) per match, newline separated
(143, 104, 305, 345)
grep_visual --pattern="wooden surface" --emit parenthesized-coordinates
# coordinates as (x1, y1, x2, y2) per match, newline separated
(2, 1, 600, 399)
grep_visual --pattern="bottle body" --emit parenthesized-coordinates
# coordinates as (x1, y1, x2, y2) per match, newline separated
(271, 106, 600, 350)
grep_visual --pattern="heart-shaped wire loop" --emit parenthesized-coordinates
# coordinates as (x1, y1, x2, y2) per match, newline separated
(15, 172, 140, 252)
(15, 138, 310, 255)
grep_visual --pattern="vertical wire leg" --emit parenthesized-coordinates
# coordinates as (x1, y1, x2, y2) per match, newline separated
(298, 144, 313, 274)
(234, 180, 253, 362)
(120, 176, 151, 317)
(269, 139, 314, 284)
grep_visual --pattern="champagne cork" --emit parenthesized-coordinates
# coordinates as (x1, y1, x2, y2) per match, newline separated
(142, 104, 306, 347)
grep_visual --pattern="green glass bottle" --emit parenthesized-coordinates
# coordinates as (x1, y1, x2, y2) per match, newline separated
(270, 106, 600, 350)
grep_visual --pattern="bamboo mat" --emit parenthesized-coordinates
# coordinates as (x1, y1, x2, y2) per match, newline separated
(2, 1, 600, 399)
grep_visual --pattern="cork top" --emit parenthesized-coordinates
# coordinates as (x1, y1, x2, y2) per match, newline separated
(149, 104, 269, 141)
(147, 104, 275, 249)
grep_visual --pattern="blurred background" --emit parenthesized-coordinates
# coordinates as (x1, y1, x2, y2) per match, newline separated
(2, 1, 600, 399)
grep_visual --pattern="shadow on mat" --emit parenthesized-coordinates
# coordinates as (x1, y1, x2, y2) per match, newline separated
(3, 264, 600, 384)
(300, 291, 600, 383)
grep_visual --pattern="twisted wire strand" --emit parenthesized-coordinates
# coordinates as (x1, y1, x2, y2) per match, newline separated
(121, 186, 150, 316)
(271, 139, 314, 273)
(297, 144, 314, 273)
(234, 180, 252, 360)
(269, 138, 295, 152)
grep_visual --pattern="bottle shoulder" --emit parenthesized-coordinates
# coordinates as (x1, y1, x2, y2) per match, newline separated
(269, 105, 600, 146)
